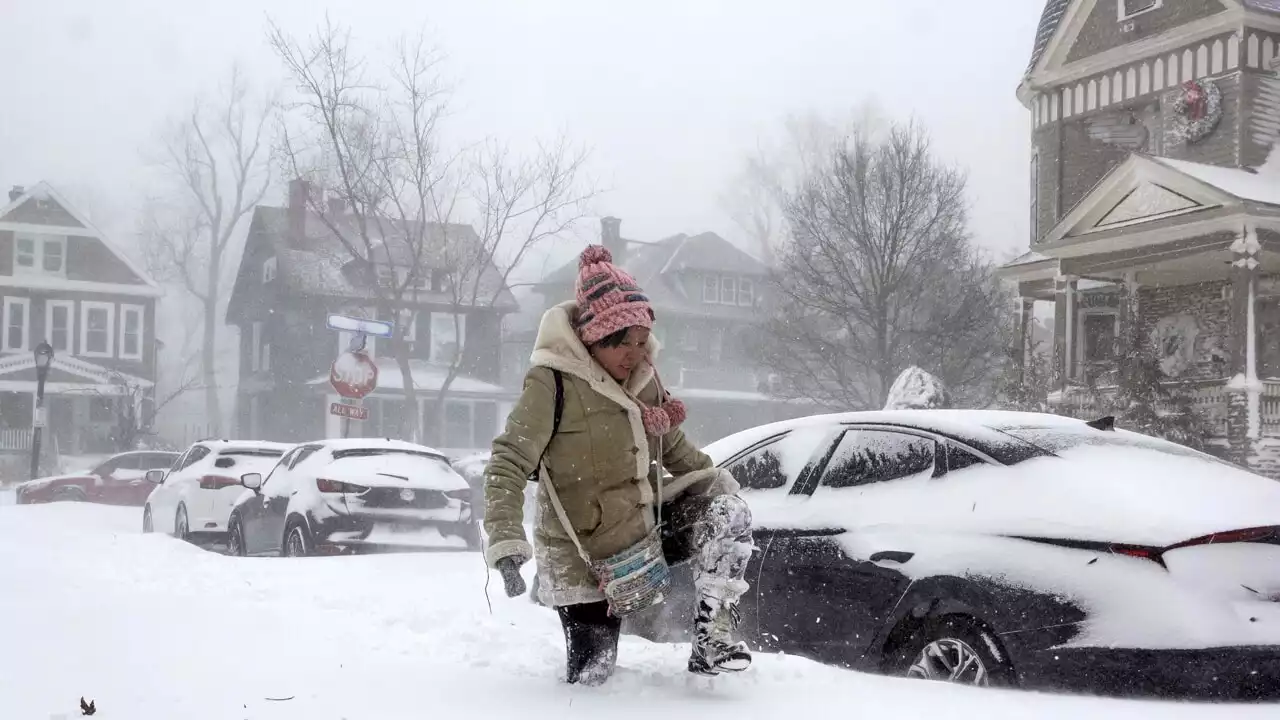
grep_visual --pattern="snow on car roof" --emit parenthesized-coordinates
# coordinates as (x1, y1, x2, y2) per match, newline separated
(308, 437, 448, 457)
(702, 409, 1090, 464)
(196, 440, 292, 454)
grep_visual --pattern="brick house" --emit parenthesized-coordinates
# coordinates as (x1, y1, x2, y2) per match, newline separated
(225, 180, 520, 455)
(999, 0, 1280, 472)
(531, 218, 815, 445)
(0, 182, 162, 457)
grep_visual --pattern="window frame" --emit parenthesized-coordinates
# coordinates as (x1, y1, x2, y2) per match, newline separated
(738, 278, 755, 307)
(720, 425, 843, 495)
(262, 256, 277, 283)
(719, 276, 737, 305)
(429, 312, 466, 365)
(119, 304, 145, 361)
(2, 296, 30, 353)
(80, 301, 115, 358)
(814, 428, 939, 491)
(1030, 153, 1039, 243)
(1078, 309, 1119, 366)
(702, 275, 719, 303)
(1117, 0, 1161, 22)
(13, 233, 66, 276)
(45, 299, 74, 355)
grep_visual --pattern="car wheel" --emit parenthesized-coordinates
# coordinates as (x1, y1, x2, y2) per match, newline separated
(283, 520, 311, 558)
(142, 506, 153, 533)
(52, 486, 86, 503)
(227, 516, 247, 557)
(174, 505, 191, 543)
(890, 615, 1015, 688)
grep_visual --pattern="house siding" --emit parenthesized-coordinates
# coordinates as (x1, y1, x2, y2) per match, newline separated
(1064, 0, 1229, 65)
(1158, 70, 1243, 166)
(0, 232, 11, 276)
(0, 197, 84, 226)
(1241, 66, 1280, 168)
(67, 236, 144, 285)
(0, 289, 156, 380)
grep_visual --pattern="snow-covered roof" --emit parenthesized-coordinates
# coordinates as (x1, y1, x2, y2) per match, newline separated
(0, 181, 162, 296)
(1152, 157, 1280, 208)
(306, 357, 511, 396)
(1000, 250, 1052, 268)
(1024, 0, 1069, 75)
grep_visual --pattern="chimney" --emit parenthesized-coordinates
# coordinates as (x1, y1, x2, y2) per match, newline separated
(287, 178, 311, 246)
(8, 185, 24, 202)
(600, 216, 624, 262)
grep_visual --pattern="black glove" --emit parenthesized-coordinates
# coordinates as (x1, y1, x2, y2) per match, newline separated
(495, 555, 527, 598)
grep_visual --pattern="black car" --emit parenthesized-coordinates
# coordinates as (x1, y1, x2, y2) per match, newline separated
(625, 409, 1280, 700)
(226, 438, 479, 557)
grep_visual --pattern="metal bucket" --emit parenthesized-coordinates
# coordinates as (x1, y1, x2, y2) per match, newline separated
(592, 527, 670, 617)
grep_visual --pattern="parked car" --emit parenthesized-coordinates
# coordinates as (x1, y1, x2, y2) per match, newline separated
(14, 451, 180, 506)
(143, 440, 291, 543)
(624, 410, 1280, 701)
(227, 438, 478, 557)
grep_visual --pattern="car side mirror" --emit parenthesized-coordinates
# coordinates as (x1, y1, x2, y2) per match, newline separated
(145, 469, 165, 484)
(241, 473, 263, 491)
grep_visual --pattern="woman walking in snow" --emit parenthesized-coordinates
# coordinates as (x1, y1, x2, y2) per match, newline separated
(482, 245, 755, 686)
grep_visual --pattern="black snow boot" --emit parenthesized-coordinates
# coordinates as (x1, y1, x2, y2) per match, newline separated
(688, 600, 752, 676)
(557, 601, 621, 686)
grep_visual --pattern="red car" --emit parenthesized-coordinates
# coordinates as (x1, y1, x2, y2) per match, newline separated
(14, 451, 180, 506)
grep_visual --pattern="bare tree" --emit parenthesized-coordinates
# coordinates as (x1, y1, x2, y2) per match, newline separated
(140, 66, 274, 435)
(761, 119, 1007, 410)
(268, 19, 592, 445)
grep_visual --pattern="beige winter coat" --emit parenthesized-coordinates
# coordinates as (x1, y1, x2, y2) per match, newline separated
(483, 301, 737, 606)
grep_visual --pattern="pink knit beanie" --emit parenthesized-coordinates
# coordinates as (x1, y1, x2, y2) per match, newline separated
(574, 245, 654, 345)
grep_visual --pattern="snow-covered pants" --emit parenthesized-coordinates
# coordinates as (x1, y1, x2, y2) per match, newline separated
(554, 491, 754, 684)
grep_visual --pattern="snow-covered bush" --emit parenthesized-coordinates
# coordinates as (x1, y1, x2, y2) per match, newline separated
(883, 366, 951, 410)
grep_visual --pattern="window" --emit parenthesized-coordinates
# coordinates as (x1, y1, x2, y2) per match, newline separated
(2, 297, 29, 352)
(819, 430, 936, 489)
(46, 300, 73, 354)
(1030, 154, 1039, 243)
(13, 234, 65, 276)
(262, 256, 277, 283)
(946, 445, 986, 473)
(430, 312, 465, 364)
(1118, 0, 1160, 21)
(119, 304, 144, 361)
(725, 425, 835, 492)
(89, 397, 114, 423)
(720, 276, 737, 305)
(445, 400, 473, 448)
(80, 302, 114, 357)
(680, 324, 699, 352)
(738, 279, 755, 307)
(261, 343, 271, 372)
(1082, 312, 1117, 362)
(709, 327, 724, 363)
(703, 275, 719, 303)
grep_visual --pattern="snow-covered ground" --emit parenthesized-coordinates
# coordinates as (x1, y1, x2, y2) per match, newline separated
(1, 502, 1276, 719)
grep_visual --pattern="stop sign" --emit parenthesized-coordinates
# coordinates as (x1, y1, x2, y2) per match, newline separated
(330, 351, 378, 399)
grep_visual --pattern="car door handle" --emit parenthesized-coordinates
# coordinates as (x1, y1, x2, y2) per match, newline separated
(870, 550, 914, 564)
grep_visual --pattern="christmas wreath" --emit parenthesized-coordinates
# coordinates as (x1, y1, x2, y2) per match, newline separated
(1172, 79, 1222, 144)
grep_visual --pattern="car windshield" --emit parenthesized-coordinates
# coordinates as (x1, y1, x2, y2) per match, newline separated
(997, 426, 1243, 471)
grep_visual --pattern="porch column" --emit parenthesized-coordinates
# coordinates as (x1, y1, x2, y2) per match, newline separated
(1227, 227, 1262, 465)
(1053, 275, 1078, 390)
(1015, 297, 1035, 380)
(1118, 272, 1139, 361)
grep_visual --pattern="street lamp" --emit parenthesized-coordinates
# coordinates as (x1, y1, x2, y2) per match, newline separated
(30, 341, 53, 480)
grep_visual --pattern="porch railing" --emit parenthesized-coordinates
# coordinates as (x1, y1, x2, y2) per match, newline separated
(0, 428, 31, 451)
(1056, 379, 1280, 438)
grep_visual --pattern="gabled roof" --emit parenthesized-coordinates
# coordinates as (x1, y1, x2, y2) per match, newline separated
(226, 206, 518, 322)
(0, 181, 161, 296)
(537, 231, 769, 316)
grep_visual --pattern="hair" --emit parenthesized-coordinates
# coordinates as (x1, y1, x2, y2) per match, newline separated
(594, 320, 651, 349)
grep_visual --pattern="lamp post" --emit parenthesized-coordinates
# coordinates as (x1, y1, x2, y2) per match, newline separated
(30, 341, 53, 480)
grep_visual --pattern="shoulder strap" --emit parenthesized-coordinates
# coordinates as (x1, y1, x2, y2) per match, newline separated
(551, 369, 564, 437)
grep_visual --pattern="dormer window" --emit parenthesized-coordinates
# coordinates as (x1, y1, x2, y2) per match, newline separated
(702, 274, 757, 307)
(1118, 0, 1160, 21)
(14, 233, 65, 276)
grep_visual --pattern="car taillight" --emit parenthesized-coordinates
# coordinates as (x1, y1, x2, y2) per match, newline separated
(1166, 526, 1280, 550)
(199, 475, 239, 490)
(316, 478, 369, 494)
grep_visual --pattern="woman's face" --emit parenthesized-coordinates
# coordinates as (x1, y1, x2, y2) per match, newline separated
(591, 326, 651, 381)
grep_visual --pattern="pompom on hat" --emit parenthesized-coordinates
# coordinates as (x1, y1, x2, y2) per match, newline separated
(573, 245, 655, 345)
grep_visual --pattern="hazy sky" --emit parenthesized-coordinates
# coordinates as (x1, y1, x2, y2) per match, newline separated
(0, 0, 1044, 277)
